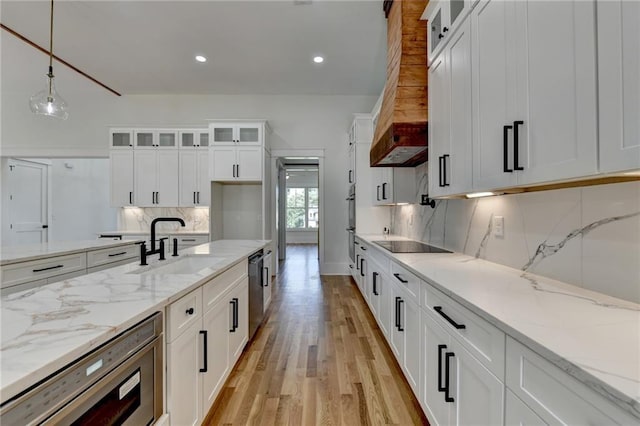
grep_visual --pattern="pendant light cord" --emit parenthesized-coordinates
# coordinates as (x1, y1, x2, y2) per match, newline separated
(48, 0, 54, 75)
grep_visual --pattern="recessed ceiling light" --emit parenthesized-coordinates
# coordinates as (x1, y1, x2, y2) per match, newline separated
(313, 56, 324, 64)
(195, 55, 207, 63)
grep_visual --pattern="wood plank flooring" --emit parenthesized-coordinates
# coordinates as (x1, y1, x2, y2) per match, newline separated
(204, 245, 428, 425)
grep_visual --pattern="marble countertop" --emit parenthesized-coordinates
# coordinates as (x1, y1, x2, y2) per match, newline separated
(98, 230, 210, 236)
(0, 239, 269, 404)
(357, 234, 640, 419)
(0, 239, 145, 266)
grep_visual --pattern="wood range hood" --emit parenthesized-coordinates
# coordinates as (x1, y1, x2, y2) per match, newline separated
(371, 0, 428, 167)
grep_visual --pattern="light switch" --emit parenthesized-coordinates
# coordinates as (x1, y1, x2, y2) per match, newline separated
(493, 216, 504, 238)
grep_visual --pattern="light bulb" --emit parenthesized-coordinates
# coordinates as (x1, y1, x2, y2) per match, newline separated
(30, 74, 69, 120)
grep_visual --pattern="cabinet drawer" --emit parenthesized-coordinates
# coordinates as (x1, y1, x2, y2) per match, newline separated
(390, 261, 421, 303)
(172, 234, 209, 247)
(1, 253, 87, 289)
(367, 245, 390, 273)
(203, 260, 247, 311)
(87, 244, 138, 268)
(506, 337, 637, 425)
(425, 285, 505, 380)
(167, 287, 202, 343)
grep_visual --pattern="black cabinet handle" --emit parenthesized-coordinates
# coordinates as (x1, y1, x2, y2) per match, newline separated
(193, 192, 196, 204)
(356, 254, 360, 270)
(181, 239, 196, 242)
(186, 307, 194, 315)
(360, 246, 367, 251)
(197, 191, 200, 204)
(199, 330, 208, 372)
(349, 170, 353, 183)
(438, 156, 444, 187)
(513, 120, 524, 171)
(443, 154, 450, 186)
(354, 241, 360, 246)
(108, 251, 127, 257)
(129, 191, 133, 205)
(360, 258, 365, 277)
(445, 352, 455, 402)
(398, 299, 404, 331)
(377, 185, 381, 201)
(236, 164, 240, 177)
(382, 182, 388, 200)
(265, 267, 269, 286)
(33, 264, 63, 273)
(443, 26, 449, 33)
(233, 297, 239, 330)
(393, 273, 408, 283)
(503, 125, 513, 173)
(395, 297, 401, 329)
(438, 33, 445, 39)
(229, 300, 236, 332)
(438, 344, 447, 392)
(232, 164, 236, 177)
(434, 306, 466, 329)
(372, 272, 379, 295)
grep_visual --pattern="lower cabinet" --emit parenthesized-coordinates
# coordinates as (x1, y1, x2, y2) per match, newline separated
(505, 389, 545, 426)
(262, 251, 272, 311)
(422, 310, 504, 426)
(390, 283, 421, 394)
(166, 261, 249, 425)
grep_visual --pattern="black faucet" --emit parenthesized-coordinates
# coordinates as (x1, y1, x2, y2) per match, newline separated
(139, 217, 186, 265)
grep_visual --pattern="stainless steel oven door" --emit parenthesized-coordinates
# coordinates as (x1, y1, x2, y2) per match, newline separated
(347, 184, 356, 230)
(44, 336, 162, 426)
(347, 229, 355, 263)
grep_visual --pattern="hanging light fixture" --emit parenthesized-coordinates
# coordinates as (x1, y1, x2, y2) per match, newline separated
(29, 0, 69, 120)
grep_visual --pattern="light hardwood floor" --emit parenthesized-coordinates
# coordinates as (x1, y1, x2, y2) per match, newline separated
(204, 245, 428, 425)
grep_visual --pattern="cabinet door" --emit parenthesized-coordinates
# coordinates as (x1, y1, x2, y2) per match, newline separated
(403, 298, 421, 394)
(167, 320, 201, 426)
(109, 129, 133, 149)
(380, 169, 394, 203)
(134, 130, 155, 149)
(237, 125, 262, 145)
(450, 339, 504, 426)
(134, 151, 157, 206)
(156, 150, 179, 206)
(471, 0, 518, 190)
(369, 269, 380, 317)
(428, 50, 450, 198)
(180, 150, 198, 206)
(180, 131, 197, 149)
(371, 168, 384, 205)
(598, 0, 640, 173)
(348, 143, 356, 184)
(514, 0, 597, 184)
(211, 124, 235, 145)
(377, 272, 392, 339)
(505, 389, 547, 426)
(201, 299, 230, 418)
(228, 278, 249, 362)
(110, 150, 134, 206)
(422, 311, 451, 426)
(210, 147, 237, 181)
(157, 130, 178, 149)
(390, 284, 405, 360)
(197, 150, 210, 205)
(236, 147, 262, 181)
(263, 253, 272, 310)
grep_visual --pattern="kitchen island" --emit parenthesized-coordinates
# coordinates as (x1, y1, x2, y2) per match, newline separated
(0, 239, 268, 407)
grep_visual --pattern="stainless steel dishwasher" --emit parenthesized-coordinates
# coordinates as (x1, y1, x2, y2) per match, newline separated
(0, 313, 163, 425)
(248, 250, 265, 340)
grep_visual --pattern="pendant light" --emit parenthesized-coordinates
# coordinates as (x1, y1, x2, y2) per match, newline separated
(29, 0, 69, 120)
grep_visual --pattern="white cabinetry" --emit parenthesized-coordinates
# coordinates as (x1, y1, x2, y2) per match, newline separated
(371, 167, 416, 205)
(210, 146, 262, 182)
(597, 0, 640, 173)
(134, 150, 179, 207)
(428, 20, 473, 197)
(110, 129, 133, 149)
(263, 251, 273, 310)
(179, 150, 210, 206)
(471, 0, 597, 190)
(167, 318, 201, 426)
(134, 130, 178, 149)
(425, 0, 474, 64)
(110, 150, 134, 206)
(211, 122, 262, 145)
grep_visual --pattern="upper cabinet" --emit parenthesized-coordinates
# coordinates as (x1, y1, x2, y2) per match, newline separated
(110, 129, 134, 149)
(180, 130, 210, 149)
(597, 0, 640, 173)
(425, 0, 474, 64)
(210, 122, 262, 146)
(134, 130, 179, 149)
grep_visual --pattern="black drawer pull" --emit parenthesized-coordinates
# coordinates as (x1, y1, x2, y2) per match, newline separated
(360, 246, 367, 251)
(503, 125, 513, 173)
(397, 299, 404, 331)
(199, 330, 208, 372)
(443, 154, 450, 186)
(264, 267, 269, 286)
(33, 264, 64, 273)
(393, 273, 408, 283)
(513, 120, 524, 171)
(438, 344, 447, 392)
(229, 300, 237, 332)
(181, 239, 196, 242)
(445, 352, 455, 402)
(360, 258, 365, 277)
(434, 306, 466, 329)
(395, 297, 401, 329)
(108, 251, 127, 257)
(438, 156, 444, 187)
(372, 272, 379, 296)
(233, 297, 239, 330)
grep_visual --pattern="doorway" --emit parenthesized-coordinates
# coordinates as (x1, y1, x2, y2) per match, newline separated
(2, 158, 50, 246)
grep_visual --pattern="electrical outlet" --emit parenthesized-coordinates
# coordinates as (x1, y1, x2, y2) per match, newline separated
(493, 216, 504, 238)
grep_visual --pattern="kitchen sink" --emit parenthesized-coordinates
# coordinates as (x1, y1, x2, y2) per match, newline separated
(130, 255, 226, 275)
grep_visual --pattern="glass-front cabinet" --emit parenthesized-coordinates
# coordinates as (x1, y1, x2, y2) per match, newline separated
(210, 122, 262, 145)
(110, 129, 133, 149)
(134, 130, 178, 149)
(179, 130, 210, 148)
(425, 0, 474, 63)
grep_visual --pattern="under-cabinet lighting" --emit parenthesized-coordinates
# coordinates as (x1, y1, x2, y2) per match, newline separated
(465, 192, 496, 199)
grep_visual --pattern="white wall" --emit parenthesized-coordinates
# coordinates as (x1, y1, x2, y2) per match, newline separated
(286, 230, 318, 244)
(1, 36, 377, 269)
(49, 159, 117, 241)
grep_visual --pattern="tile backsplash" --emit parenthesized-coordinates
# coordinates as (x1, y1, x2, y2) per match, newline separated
(391, 163, 640, 303)
(118, 207, 210, 232)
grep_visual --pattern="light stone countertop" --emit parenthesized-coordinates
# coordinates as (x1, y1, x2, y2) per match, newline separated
(0, 239, 269, 404)
(0, 239, 145, 266)
(97, 230, 210, 236)
(357, 234, 640, 419)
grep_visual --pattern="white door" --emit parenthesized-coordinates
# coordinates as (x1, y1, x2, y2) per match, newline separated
(515, 0, 597, 184)
(156, 150, 179, 207)
(403, 297, 421, 394)
(167, 321, 201, 426)
(210, 147, 236, 181)
(390, 285, 405, 360)
(134, 151, 157, 206)
(471, 0, 518, 191)
(422, 311, 451, 426)
(197, 150, 210, 206)
(110, 150, 134, 207)
(180, 150, 198, 206)
(428, 50, 450, 198)
(377, 272, 392, 339)
(201, 300, 230, 418)
(228, 279, 249, 361)
(597, 0, 640, 173)
(236, 147, 262, 181)
(6, 159, 49, 245)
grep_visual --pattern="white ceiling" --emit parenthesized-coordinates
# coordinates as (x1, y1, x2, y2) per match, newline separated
(1, 1, 388, 96)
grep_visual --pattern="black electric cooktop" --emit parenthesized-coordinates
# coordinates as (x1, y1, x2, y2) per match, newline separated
(373, 240, 452, 254)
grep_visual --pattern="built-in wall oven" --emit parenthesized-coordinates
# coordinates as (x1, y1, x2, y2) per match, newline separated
(347, 184, 356, 263)
(0, 313, 163, 426)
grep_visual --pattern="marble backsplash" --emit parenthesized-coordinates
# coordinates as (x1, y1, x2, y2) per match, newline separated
(118, 207, 210, 232)
(390, 163, 640, 303)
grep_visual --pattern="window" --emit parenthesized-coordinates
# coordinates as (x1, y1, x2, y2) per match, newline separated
(286, 187, 318, 229)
